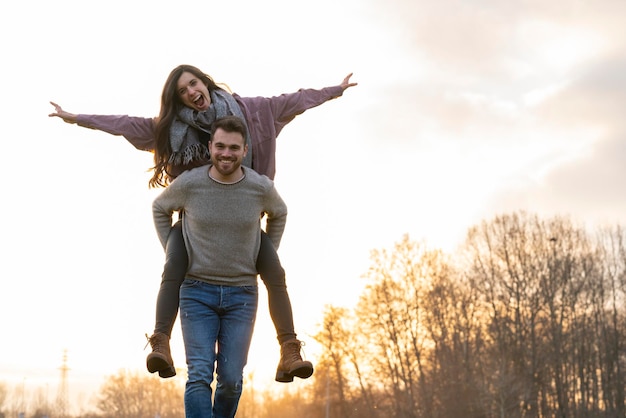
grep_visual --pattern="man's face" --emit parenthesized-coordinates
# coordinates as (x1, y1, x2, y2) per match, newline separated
(209, 128, 248, 177)
(176, 71, 211, 111)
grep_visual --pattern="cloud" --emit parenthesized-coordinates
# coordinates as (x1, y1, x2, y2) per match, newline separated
(536, 53, 626, 128)
(488, 129, 626, 227)
(486, 51, 626, 226)
(356, 0, 626, 233)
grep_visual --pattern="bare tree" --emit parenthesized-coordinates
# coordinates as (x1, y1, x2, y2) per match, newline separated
(463, 212, 547, 417)
(422, 259, 486, 418)
(0, 382, 7, 417)
(30, 386, 53, 418)
(593, 225, 626, 417)
(95, 369, 184, 418)
(311, 303, 382, 418)
(462, 211, 626, 418)
(312, 305, 355, 418)
(355, 235, 452, 418)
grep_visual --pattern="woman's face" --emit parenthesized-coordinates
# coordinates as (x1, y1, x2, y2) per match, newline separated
(176, 71, 211, 111)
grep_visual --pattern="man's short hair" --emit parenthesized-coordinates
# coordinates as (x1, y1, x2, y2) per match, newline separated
(210, 116, 248, 140)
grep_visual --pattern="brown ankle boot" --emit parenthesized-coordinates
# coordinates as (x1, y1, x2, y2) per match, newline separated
(275, 339, 314, 383)
(146, 333, 176, 378)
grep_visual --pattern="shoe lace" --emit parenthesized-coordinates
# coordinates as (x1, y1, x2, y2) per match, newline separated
(144, 333, 151, 350)
(285, 340, 307, 361)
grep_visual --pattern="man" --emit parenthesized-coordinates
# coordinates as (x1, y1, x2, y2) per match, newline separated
(152, 116, 288, 418)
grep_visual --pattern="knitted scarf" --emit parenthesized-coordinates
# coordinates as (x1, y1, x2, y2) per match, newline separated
(168, 89, 252, 169)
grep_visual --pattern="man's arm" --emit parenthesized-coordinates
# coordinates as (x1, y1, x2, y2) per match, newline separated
(263, 185, 288, 249)
(152, 185, 184, 249)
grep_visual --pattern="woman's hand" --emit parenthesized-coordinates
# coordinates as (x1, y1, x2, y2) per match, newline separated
(48, 101, 78, 124)
(340, 73, 358, 91)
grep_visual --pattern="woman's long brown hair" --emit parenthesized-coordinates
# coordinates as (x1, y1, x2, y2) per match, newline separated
(149, 65, 221, 188)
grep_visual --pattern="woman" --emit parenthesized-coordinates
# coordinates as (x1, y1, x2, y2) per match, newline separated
(49, 65, 357, 382)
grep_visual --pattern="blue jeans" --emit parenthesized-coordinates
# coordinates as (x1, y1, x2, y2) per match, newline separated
(155, 221, 295, 344)
(180, 280, 258, 418)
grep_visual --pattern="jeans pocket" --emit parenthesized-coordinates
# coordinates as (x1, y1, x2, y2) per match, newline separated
(181, 279, 203, 289)
(241, 285, 258, 295)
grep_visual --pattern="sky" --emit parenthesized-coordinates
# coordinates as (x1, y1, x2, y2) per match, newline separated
(1, 0, 626, 412)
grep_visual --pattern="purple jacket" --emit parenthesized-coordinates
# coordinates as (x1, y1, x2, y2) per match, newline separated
(76, 85, 344, 180)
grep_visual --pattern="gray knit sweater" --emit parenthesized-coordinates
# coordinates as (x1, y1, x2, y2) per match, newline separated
(152, 166, 287, 286)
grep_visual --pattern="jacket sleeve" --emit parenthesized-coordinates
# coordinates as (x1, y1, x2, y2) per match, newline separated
(236, 85, 343, 137)
(235, 85, 344, 179)
(76, 114, 157, 152)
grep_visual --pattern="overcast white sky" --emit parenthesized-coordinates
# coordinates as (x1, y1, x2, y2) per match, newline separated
(1, 0, 625, 411)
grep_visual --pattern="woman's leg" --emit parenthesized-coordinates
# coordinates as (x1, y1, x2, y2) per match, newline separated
(155, 220, 187, 335)
(257, 231, 313, 382)
(256, 231, 295, 343)
(147, 220, 187, 378)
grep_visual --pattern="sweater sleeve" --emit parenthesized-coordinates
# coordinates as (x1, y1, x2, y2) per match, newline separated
(152, 183, 185, 249)
(263, 184, 288, 249)
(76, 114, 157, 152)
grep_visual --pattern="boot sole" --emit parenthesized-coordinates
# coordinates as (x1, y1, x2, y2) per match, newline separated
(147, 357, 176, 378)
(275, 370, 294, 383)
(292, 364, 314, 379)
(275, 364, 314, 383)
(158, 366, 176, 379)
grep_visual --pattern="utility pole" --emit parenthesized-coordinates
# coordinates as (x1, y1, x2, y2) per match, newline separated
(56, 349, 70, 418)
